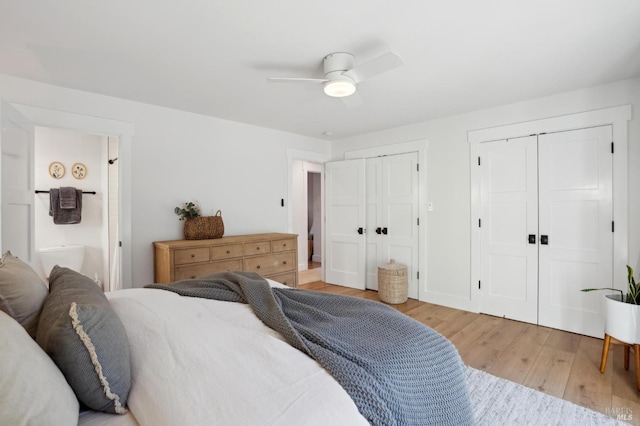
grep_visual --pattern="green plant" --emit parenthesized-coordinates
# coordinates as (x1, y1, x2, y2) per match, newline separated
(174, 202, 201, 221)
(581, 265, 640, 305)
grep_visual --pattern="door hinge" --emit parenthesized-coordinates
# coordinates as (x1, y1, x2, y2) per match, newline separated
(119, 241, 122, 247)
(417, 217, 419, 226)
(417, 271, 420, 280)
(612, 221, 615, 232)
(611, 142, 614, 154)
(417, 163, 419, 172)
(478, 280, 481, 289)
(478, 156, 481, 166)
(478, 218, 481, 227)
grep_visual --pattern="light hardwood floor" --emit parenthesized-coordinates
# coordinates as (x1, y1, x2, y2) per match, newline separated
(301, 281, 640, 424)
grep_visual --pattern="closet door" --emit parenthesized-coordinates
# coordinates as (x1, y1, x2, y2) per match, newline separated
(479, 136, 539, 323)
(324, 159, 366, 289)
(381, 153, 419, 298)
(365, 158, 383, 289)
(538, 126, 613, 337)
(365, 153, 419, 298)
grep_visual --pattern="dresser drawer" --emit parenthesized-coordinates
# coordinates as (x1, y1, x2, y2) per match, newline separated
(244, 252, 294, 276)
(244, 241, 271, 256)
(174, 247, 209, 265)
(271, 238, 295, 253)
(174, 259, 243, 281)
(210, 244, 243, 260)
(267, 271, 297, 288)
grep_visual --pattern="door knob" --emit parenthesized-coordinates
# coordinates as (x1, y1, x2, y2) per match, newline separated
(382, 227, 388, 235)
(376, 227, 382, 235)
(540, 235, 549, 245)
(357, 227, 364, 235)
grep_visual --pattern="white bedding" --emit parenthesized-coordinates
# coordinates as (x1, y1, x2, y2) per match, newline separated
(101, 283, 368, 426)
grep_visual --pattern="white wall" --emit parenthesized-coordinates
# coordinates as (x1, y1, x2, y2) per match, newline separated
(0, 74, 330, 287)
(34, 127, 104, 282)
(333, 77, 640, 308)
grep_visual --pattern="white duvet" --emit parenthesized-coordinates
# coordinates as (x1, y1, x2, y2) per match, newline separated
(105, 283, 368, 426)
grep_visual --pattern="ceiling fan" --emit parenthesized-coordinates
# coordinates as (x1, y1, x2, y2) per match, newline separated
(267, 51, 403, 107)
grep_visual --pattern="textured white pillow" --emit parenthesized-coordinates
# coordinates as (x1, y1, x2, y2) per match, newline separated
(0, 310, 79, 425)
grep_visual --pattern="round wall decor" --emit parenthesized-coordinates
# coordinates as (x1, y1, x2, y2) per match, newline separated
(72, 163, 87, 179)
(48, 162, 65, 179)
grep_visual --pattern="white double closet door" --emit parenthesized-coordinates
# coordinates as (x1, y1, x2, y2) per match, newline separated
(479, 126, 613, 337)
(325, 152, 419, 298)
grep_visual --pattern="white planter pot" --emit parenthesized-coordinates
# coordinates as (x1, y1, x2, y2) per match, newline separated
(604, 294, 640, 344)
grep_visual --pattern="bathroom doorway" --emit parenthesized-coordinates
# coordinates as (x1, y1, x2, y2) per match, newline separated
(307, 170, 321, 271)
(33, 126, 120, 291)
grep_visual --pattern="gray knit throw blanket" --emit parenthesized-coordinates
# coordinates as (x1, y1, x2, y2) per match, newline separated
(146, 271, 474, 425)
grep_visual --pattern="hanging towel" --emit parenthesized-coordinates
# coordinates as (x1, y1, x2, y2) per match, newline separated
(59, 187, 77, 209)
(49, 188, 83, 224)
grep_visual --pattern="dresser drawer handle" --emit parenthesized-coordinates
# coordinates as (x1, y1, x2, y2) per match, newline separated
(256, 265, 261, 269)
(190, 254, 195, 258)
(283, 243, 287, 247)
(226, 250, 230, 254)
(256, 247, 260, 250)
(191, 275, 196, 279)
(283, 261, 287, 265)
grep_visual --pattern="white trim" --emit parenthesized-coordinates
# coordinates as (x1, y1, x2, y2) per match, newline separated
(12, 103, 134, 289)
(343, 139, 430, 303)
(469, 105, 631, 313)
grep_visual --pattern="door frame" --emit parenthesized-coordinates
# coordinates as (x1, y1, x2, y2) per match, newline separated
(469, 105, 631, 313)
(344, 138, 428, 301)
(11, 103, 134, 289)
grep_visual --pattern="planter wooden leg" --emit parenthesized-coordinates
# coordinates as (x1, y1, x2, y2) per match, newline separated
(635, 344, 640, 391)
(625, 345, 630, 370)
(600, 334, 611, 373)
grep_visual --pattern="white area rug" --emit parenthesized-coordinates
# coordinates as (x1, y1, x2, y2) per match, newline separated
(466, 367, 628, 425)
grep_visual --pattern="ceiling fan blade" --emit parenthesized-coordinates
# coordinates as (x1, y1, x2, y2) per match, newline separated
(343, 51, 403, 83)
(340, 91, 363, 108)
(267, 77, 327, 84)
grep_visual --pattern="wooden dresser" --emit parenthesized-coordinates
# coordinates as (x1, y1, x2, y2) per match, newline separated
(153, 233, 298, 287)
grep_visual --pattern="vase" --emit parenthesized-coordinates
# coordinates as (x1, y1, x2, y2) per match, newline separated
(604, 294, 640, 344)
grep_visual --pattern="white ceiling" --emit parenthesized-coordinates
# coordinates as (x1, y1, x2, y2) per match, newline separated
(1, 0, 639, 140)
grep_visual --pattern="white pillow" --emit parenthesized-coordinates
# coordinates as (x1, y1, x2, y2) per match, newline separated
(0, 310, 79, 425)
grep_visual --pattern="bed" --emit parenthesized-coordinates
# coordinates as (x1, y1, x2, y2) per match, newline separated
(0, 252, 624, 426)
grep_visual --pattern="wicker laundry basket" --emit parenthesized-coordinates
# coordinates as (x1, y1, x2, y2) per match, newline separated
(183, 210, 224, 240)
(378, 259, 408, 304)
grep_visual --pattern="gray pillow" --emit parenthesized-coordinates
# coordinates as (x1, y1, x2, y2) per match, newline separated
(36, 266, 131, 414)
(0, 251, 48, 338)
(0, 310, 79, 425)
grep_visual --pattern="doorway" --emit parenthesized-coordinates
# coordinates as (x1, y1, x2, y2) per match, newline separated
(307, 171, 321, 271)
(292, 158, 324, 285)
(33, 126, 120, 290)
(3, 102, 134, 289)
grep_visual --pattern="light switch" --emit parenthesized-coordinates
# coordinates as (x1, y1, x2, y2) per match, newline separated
(427, 202, 434, 212)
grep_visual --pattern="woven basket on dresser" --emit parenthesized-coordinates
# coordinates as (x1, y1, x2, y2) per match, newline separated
(378, 259, 408, 304)
(183, 210, 224, 240)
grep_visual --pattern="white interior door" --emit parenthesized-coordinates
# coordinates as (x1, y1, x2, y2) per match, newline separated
(324, 159, 366, 289)
(538, 126, 613, 337)
(0, 100, 35, 263)
(479, 136, 538, 323)
(365, 158, 383, 289)
(380, 152, 419, 298)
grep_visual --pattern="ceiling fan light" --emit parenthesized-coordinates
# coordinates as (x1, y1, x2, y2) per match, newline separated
(323, 80, 356, 98)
